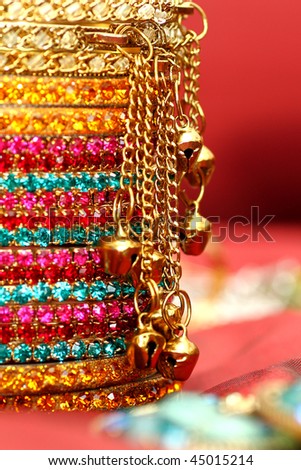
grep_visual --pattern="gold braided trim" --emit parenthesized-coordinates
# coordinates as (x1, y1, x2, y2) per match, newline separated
(0, 106, 126, 135)
(0, 375, 181, 412)
(0, 49, 133, 76)
(0, 1, 178, 25)
(0, 355, 157, 396)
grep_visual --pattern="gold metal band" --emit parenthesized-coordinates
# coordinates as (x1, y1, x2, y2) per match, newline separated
(0, 106, 127, 135)
(0, 355, 156, 396)
(0, 1, 180, 25)
(0, 375, 180, 412)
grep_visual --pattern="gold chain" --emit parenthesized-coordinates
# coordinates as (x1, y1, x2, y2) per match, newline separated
(181, 34, 206, 133)
(157, 68, 182, 293)
(133, 54, 158, 286)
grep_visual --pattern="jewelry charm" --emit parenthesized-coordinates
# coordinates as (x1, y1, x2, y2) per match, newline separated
(180, 211, 212, 256)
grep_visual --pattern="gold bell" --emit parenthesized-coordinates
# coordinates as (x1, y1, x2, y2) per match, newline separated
(185, 145, 215, 187)
(157, 328, 199, 381)
(127, 316, 166, 369)
(130, 249, 166, 287)
(152, 303, 182, 341)
(177, 126, 203, 173)
(99, 223, 141, 276)
(180, 212, 211, 256)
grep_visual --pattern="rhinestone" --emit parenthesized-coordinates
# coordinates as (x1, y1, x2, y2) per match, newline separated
(32, 282, 52, 302)
(34, 344, 51, 362)
(154, 9, 169, 24)
(52, 341, 70, 362)
(65, 2, 85, 21)
(12, 285, 32, 304)
(71, 340, 86, 359)
(0, 344, 12, 364)
(89, 56, 106, 73)
(92, 3, 110, 19)
(87, 341, 102, 358)
(90, 281, 107, 301)
(59, 55, 76, 71)
(26, 54, 46, 71)
(138, 4, 155, 19)
(2, 31, 19, 48)
(38, 3, 57, 21)
(113, 57, 130, 72)
(33, 31, 52, 49)
(7, 3, 23, 20)
(14, 343, 32, 363)
(61, 31, 78, 49)
(52, 282, 71, 302)
(115, 4, 131, 20)
(0, 288, 11, 306)
(72, 282, 89, 301)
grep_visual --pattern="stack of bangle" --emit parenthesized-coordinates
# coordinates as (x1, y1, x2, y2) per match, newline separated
(0, 0, 212, 410)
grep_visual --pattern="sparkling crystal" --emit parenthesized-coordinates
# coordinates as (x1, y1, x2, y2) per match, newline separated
(92, 3, 110, 19)
(26, 54, 46, 71)
(154, 9, 168, 24)
(59, 55, 76, 71)
(72, 282, 89, 301)
(71, 340, 86, 359)
(37, 305, 54, 323)
(38, 3, 57, 21)
(73, 303, 89, 321)
(65, 2, 85, 20)
(61, 31, 78, 49)
(87, 341, 102, 358)
(17, 306, 34, 323)
(92, 302, 106, 321)
(115, 4, 131, 20)
(0, 344, 11, 363)
(56, 304, 72, 323)
(14, 343, 32, 363)
(34, 343, 51, 362)
(90, 281, 107, 301)
(32, 282, 51, 302)
(113, 57, 130, 72)
(0, 287, 11, 306)
(89, 56, 106, 73)
(52, 282, 71, 302)
(12, 285, 32, 304)
(2, 31, 19, 48)
(138, 4, 155, 19)
(7, 3, 23, 20)
(52, 341, 70, 362)
(33, 31, 52, 49)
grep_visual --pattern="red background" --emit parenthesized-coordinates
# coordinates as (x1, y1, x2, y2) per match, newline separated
(187, 0, 301, 222)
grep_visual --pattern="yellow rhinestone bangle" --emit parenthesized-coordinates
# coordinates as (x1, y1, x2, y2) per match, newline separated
(0, 76, 130, 107)
(0, 376, 181, 412)
(0, 355, 157, 396)
(0, 107, 127, 135)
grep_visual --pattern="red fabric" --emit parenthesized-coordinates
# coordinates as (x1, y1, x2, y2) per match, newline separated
(187, 0, 301, 222)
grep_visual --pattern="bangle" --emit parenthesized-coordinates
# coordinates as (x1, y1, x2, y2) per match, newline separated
(0, 354, 160, 396)
(0, 107, 127, 136)
(0, 135, 124, 173)
(0, 376, 181, 412)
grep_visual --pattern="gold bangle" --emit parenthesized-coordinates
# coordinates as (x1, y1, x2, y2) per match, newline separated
(0, 355, 158, 396)
(0, 75, 130, 107)
(0, 106, 127, 135)
(0, 375, 181, 412)
(0, 48, 132, 76)
(0, 0, 179, 25)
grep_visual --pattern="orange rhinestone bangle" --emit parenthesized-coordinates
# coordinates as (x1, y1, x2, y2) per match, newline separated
(0, 107, 127, 135)
(0, 376, 181, 412)
(0, 355, 157, 396)
(0, 76, 130, 107)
